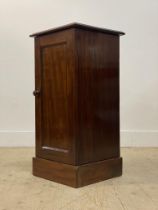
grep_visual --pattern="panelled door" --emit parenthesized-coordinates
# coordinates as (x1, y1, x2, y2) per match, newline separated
(34, 30, 76, 164)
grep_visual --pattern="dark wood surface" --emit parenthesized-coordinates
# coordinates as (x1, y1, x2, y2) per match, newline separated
(76, 29, 120, 164)
(34, 29, 76, 164)
(30, 22, 125, 37)
(33, 157, 77, 187)
(33, 157, 122, 188)
(32, 24, 124, 187)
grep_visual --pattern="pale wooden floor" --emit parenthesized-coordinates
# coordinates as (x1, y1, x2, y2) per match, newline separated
(0, 148, 158, 210)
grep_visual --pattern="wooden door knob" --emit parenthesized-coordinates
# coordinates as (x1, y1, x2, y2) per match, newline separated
(33, 90, 40, 96)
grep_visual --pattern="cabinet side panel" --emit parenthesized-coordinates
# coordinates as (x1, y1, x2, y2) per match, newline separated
(76, 29, 120, 164)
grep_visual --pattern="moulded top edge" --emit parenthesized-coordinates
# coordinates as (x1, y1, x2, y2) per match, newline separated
(30, 22, 125, 37)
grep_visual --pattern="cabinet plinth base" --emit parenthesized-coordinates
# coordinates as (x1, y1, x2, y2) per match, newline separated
(33, 157, 122, 188)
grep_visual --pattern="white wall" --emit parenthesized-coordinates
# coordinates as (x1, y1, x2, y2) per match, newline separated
(0, 0, 158, 147)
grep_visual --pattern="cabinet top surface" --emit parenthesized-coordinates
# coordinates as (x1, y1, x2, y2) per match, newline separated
(30, 22, 125, 37)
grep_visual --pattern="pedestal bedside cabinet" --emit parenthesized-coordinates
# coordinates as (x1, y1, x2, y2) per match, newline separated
(30, 23, 125, 188)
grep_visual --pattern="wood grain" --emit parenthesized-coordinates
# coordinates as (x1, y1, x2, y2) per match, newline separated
(34, 29, 76, 164)
(33, 157, 122, 188)
(32, 23, 124, 187)
(75, 29, 120, 164)
(30, 22, 125, 37)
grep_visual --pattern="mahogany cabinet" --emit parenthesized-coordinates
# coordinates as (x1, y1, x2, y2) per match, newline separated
(30, 23, 125, 188)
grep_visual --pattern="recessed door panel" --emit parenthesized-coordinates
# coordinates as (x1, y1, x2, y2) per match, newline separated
(41, 43, 69, 150)
(36, 38, 74, 163)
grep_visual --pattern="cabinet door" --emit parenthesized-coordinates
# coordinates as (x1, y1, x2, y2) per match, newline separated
(34, 30, 76, 164)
